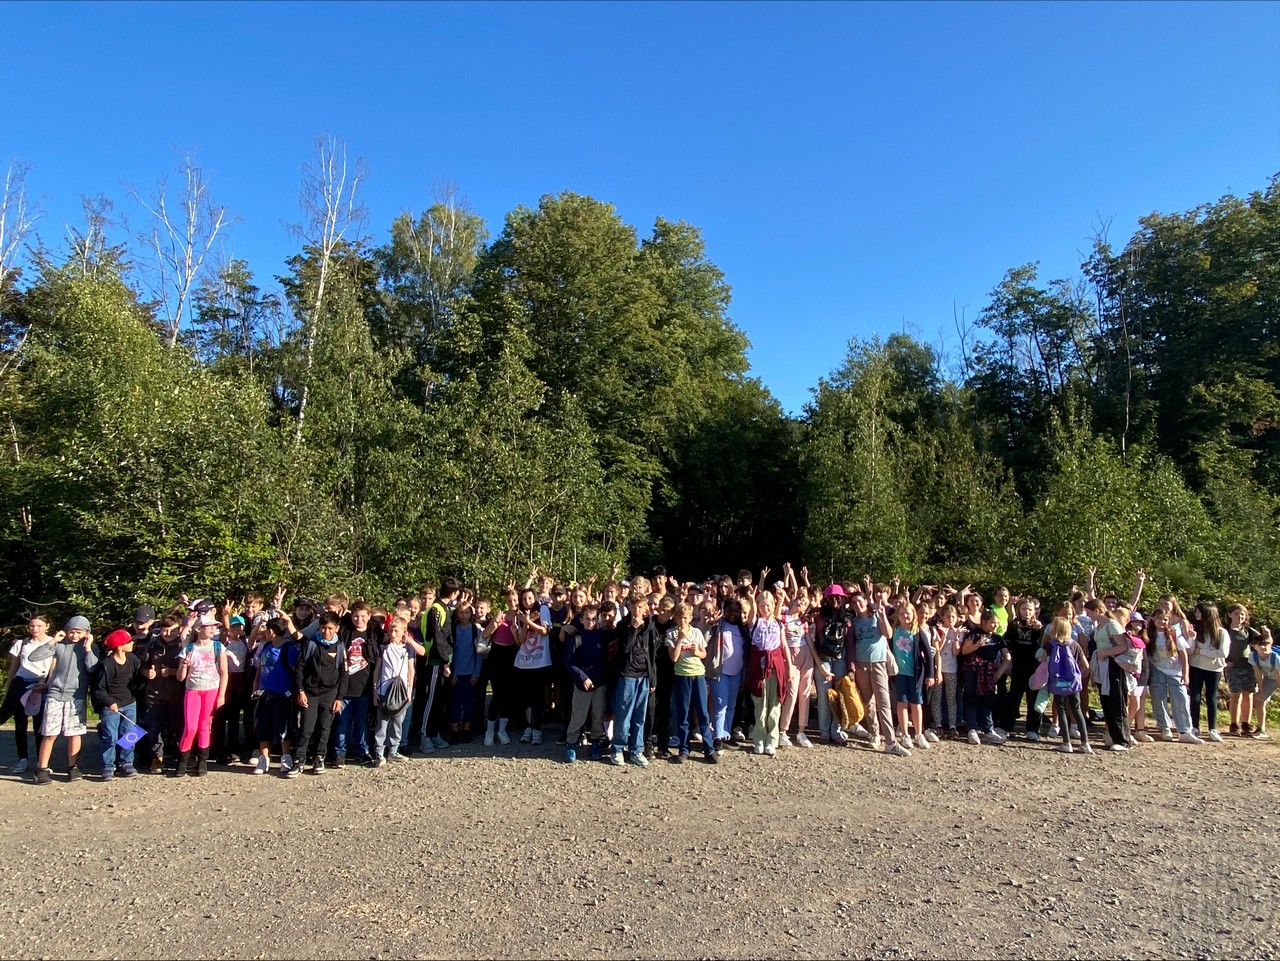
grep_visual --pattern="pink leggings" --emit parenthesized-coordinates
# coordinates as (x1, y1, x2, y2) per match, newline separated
(180, 687, 218, 751)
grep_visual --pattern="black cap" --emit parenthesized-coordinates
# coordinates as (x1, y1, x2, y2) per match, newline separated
(133, 605, 156, 622)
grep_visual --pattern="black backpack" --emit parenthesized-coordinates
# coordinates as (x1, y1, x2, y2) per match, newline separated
(819, 613, 848, 660)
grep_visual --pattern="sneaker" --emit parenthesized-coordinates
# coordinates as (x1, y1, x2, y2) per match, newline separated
(643, 744, 655, 759)
(924, 730, 939, 744)
(387, 751, 408, 763)
(431, 735, 450, 750)
(1251, 729, 1272, 740)
(832, 730, 849, 746)
(118, 764, 137, 778)
(1179, 731, 1205, 745)
(1068, 726, 1080, 739)
(869, 736, 884, 752)
(689, 733, 703, 744)
(520, 728, 533, 744)
(993, 727, 1007, 740)
(886, 742, 912, 758)
(312, 758, 325, 775)
(149, 759, 163, 775)
(1057, 742, 1074, 754)
(796, 733, 813, 749)
(280, 753, 293, 772)
(610, 752, 625, 766)
(763, 746, 776, 757)
(284, 764, 301, 778)
(671, 752, 686, 764)
(629, 753, 649, 768)
(419, 739, 436, 753)
(1026, 731, 1040, 742)
(967, 730, 981, 745)
(706, 751, 720, 764)
(850, 723, 872, 740)
(101, 771, 114, 782)
(483, 730, 495, 747)
(1109, 743, 1129, 752)
(1133, 731, 1154, 742)
(333, 754, 345, 768)
(1207, 730, 1223, 742)
(67, 766, 81, 782)
(1241, 722, 1254, 736)
(497, 729, 511, 745)
(981, 732, 1005, 746)
(253, 756, 269, 775)
(752, 744, 765, 755)
(12, 758, 29, 775)
(1047, 724, 1060, 738)
(1080, 743, 1094, 754)
(34, 767, 52, 785)
(778, 733, 792, 748)
(373, 756, 387, 768)
(1158, 729, 1175, 742)
(914, 733, 931, 750)
(531, 731, 543, 746)
(565, 747, 577, 763)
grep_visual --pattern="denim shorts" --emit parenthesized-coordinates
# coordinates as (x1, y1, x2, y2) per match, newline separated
(893, 674, 923, 705)
(1227, 666, 1258, 694)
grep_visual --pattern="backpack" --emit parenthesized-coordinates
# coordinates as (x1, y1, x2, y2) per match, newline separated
(1048, 641, 1082, 696)
(382, 675, 410, 714)
(182, 640, 225, 673)
(819, 613, 847, 660)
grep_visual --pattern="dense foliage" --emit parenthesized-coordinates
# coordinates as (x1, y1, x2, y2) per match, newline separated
(1, 154, 1276, 627)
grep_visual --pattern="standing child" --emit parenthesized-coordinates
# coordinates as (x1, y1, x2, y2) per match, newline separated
(176, 613, 229, 777)
(779, 591, 821, 748)
(513, 588, 551, 746)
(1146, 609, 1203, 744)
(212, 614, 251, 765)
(611, 596, 656, 767)
(1249, 628, 1277, 739)
(888, 602, 932, 751)
(91, 630, 143, 780)
(250, 617, 301, 775)
(746, 591, 791, 757)
(290, 611, 348, 776)
(563, 604, 608, 762)
(447, 603, 483, 743)
(372, 615, 415, 766)
(335, 601, 378, 765)
(1189, 603, 1229, 741)
(1045, 617, 1092, 754)
(959, 609, 1009, 746)
(32, 616, 99, 785)
(934, 604, 962, 737)
(1, 615, 54, 775)
(1124, 612, 1153, 741)
(666, 603, 718, 764)
(1225, 605, 1261, 736)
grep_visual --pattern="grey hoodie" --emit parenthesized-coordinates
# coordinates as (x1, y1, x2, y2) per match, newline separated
(44, 640, 99, 703)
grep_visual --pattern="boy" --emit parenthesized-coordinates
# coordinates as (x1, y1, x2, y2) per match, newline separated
(290, 611, 348, 776)
(372, 616, 415, 766)
(959, 608, 1010, 745)
(611, 596, 656, 767)
(335, 600, 378, 766)
(563, 604, 608, 762)
(32, 616, 98, 785)
(414, 578, 457, 753)
(140, 613, 186, 774)
(1250, 628, 1277, 739)
(91, 629, 143, 781)
(250, 617, 301, 775)
(212, 614, 252, 765)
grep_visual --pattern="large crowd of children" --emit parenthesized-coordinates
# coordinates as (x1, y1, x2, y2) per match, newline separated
(3, 563, 1276, 784)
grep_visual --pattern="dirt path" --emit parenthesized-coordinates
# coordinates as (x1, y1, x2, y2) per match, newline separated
(1, 731, 1277, 960)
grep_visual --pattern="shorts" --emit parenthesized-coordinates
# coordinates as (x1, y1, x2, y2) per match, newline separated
(41, 699, 87, 737)
(1260, 678, 1278, 704)
(892, 674, 923, 705)
(254, 691, 297, 745)
(1227, 667, 1258, 695)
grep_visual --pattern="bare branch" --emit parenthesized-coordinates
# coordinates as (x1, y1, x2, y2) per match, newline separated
(0, 159, 41, 291)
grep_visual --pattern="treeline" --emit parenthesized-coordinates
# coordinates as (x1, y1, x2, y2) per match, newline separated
(0, 143, 1276, 626)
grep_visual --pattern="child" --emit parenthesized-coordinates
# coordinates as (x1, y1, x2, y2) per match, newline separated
(372, 615, 415, 766)
(1123, 612, 1152, 741)
(91, 629, 143, 780)
(290, 611, 348, 776)
(1091, 606, 1133, 751)
(176, 613, 229, 777)
(213, 614, 251, 765)
(1045, 616, 1092, 755)
(563, 604, 608, 762)
(610, 596, 656, 767)
(811, 586, 850, 745)
(666, 603, 718, 764)
(1146, 609, 1203, 744)
(933, 604, 962, 738)
(140, 613, 187, 774)
(250, 617, 301, 775)
(1249, 628, 1277, 739)
(857, 592, 910, 757)
(1225, 604, 1260, 736)
(779, 591, 820, 749)
(1, 614, 54, 775)
(1003, 599, 1044, 739)
(889, 602, 932, 751)
(448, 603, 483, 743)
(335, 600, 378, 765)
(513, 588, 552, 746)
(708, 597, 747, 746)
(1189, 603, 1229, 740)
(32, 616, 99, 785)
(959, 609, 1009, 746)
(746, 591, 791, 757)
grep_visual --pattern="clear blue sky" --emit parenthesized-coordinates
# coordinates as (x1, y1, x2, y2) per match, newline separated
(3, 1, 1278, 413)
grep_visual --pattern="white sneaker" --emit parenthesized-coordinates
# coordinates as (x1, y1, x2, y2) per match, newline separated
(914, 733, 931, 750)
(253, 755, 269, 775)
(886, 742, 912, 757)
(924, 730, 939, 743)
(531, 730, 543, 745)
(1133, 731, 1154, 743)
(1109, 743, 1128, 752)
(753, 744, 765, 755)
(520, 728, 533, 744)
(1068, 726, 1080, 739)
(832, 729, 849, 746)
(1159, 729, 1175, 742)
(431, 735, 450, 750)
(778, 733, 792, 748)
(795, 733, 813, 749)
(1178, 731, 1205, 745)
(850, 723, 871, 740)
(1079, 743, 1094, 754)
(1057, 742, 1074, 754)
(1207, 730, 1223, 742)
(869, 736, 884, 751)
(1047, 724, 1060, 738)
(497, 729, 511, 745)
(12, 758, 29, 774)
(763, 745, 776, 757)
(967, 730, 980, 745)
(1026, 731, 1040, 742)
(981, 732, 1006, 746)
(483, 730, 495, 747)
(993, 727, 1007, 740)
(279, 753, 293, 772)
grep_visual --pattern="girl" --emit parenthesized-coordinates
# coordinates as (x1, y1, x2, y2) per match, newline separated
(857, 593, 911, 757)
(1146, 609, 1203, 744)
(888, 602, 933, 750)
(707, 598, 746, 746)
(1091, 606, 1133, 750)
(448, 603, 483, 742)
(0, 614, 54, 775)
(175, 613, 229, 777)
(933, 604, 963, 737)
(666, 603, 718, 763)
(513, 587, 551, 745)
(481, 588, 522, 746)
(1225, 604, 1260, 736)
(746, 590, 791, 756)
(812, 586, 850, 744)
(779, 591, 820, 748)
(1189, 603, 1228, 741)
(1045, 616, 1091, 754)
(1004, 599, 1044, 739)
(1124, 612, 1153, 742)
(959, 609, 1009, 746)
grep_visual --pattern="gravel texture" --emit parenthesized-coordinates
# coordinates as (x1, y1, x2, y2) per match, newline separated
(2, 730, 1278, 960)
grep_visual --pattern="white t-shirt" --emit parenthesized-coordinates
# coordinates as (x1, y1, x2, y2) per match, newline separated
(377, 642, 411, 698)
(1150, 631, 1191, 678)
(181, 642, 222, 691)
(514, 611, 553, 670)
(8, 637, 54, 682)
(224, 638, 250, 674)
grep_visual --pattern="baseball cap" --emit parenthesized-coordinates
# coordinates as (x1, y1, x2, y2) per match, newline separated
(103, 629, 133, 650)
(133, 605, 156, 622)
(198, 613, 219, 627)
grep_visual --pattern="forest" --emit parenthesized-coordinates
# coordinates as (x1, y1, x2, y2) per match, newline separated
(1, 140, 1277, 627)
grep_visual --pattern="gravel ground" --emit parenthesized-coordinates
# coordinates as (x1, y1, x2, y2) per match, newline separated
(1, 727, 1278, 960)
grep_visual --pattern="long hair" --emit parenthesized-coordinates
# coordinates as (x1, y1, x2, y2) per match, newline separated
(1194, 603, 1224, 650)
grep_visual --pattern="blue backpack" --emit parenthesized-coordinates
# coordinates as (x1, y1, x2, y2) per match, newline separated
(1048, 641, 1082, 696)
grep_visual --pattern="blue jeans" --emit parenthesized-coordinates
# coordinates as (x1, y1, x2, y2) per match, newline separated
(671, 675, 715, 756)
(334, 695, 370, 758)
(612, 675, 650, 756)
(1149, 669, 1193, 734)
(814, 656, 848, 738)
(100, 702, 138, 771)
(707, 672, 742, 741)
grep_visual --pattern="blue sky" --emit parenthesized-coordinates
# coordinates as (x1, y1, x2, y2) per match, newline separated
(3, 1, 1278, 413)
